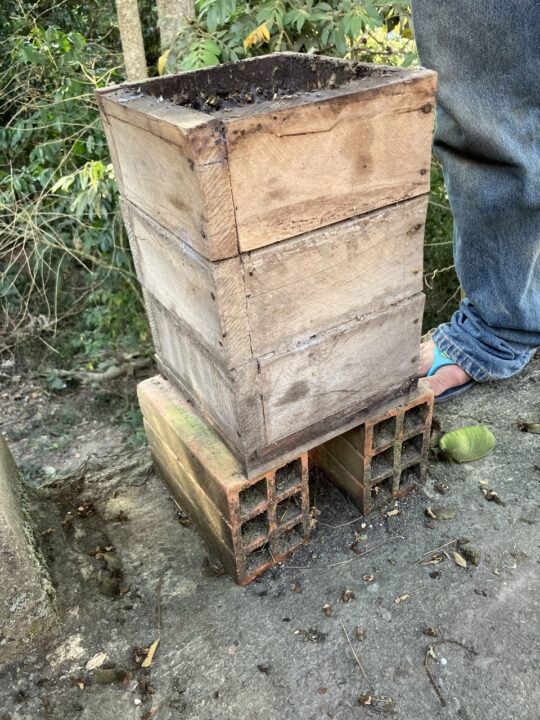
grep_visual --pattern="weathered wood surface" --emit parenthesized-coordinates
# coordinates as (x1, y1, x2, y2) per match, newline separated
(138, 376, 247, 522)
(243, 196, 426, 356)
(224, 71, 436, 251)
(259, 294, 424, 444)
(98, 57, 436, 258)
(105, 115, 237, 260)
(150, 296, 267, 459)
(150, 298, 241, 439)
(98, 54, 435, 475)
(96, 91, 226, 164)
(152, 292, 422, 477)
(125, 203, 251, 367)
(126, 195, 425, 365)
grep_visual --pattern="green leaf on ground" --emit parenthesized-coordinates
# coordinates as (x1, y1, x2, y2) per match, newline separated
(439, 426, 496, 463)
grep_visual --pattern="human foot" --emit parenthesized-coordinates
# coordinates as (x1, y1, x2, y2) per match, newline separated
(425, 363, 472, 398)
(419, 339, 435, 377)
(418, 339, 473, 400)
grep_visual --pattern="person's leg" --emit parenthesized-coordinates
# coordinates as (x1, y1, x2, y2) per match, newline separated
(411, 0, 540, 394)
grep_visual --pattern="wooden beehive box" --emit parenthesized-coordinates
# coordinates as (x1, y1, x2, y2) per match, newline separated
(96, 52, 436, 478)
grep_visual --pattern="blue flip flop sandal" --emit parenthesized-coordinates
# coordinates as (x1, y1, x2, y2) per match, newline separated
(427, 346, 475, 403)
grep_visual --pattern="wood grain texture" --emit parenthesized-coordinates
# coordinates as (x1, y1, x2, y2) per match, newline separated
(123, 201, 251, 367)
(105, 114, 237, 260)
(243, 196, 427, 356)
(259, 294, 424, 444)
(128, 204, 226, 364)
(246, 376, 415, 477)
(224, 71, 436, 251)
(138, 376, 246, 518)
(150, 297, 266, 459)
(151, 298, 240, 439)
(119, 198, 164, 358)
(96, 91, 225, 164)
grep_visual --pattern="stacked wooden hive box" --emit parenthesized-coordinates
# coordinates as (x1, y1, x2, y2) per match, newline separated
(97, 53, 436, 582)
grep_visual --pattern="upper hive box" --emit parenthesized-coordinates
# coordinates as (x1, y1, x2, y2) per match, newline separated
(97, 52, 436, 258)
(96, 53, 436, 478)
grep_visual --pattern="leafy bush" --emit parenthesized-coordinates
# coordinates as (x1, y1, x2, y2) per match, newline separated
(167, 0, 416, 70)
(0, 2, 151, 359)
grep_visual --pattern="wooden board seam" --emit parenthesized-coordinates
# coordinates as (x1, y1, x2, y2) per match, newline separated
(236, 193, 428, 259)
(256, 292, 424, 365)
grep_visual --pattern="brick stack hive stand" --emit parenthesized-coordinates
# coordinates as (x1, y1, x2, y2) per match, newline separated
(97, 53, 437, 582)
(310, 380, 434, 515)
(138, 376, 310, 585)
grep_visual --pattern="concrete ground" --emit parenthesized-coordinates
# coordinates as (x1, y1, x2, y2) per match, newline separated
(0, 356, 539, 720)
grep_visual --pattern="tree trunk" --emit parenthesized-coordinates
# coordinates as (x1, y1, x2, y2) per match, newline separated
(115, 0, 148, 82)
(156, 0, 194, 50)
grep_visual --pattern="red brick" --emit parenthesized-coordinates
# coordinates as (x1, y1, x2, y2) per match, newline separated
(310, 380, 434, 515)
(139, 375, 310, 584)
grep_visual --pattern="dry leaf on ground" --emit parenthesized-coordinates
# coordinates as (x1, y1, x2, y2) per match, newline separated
(85, 652, 107, 671)
(141, 638, 160, 668)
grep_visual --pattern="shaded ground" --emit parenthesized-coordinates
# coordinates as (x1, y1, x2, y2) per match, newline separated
(0, 355, 539, 720)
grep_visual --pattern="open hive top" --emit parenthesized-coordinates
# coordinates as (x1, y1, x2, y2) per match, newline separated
(101, 52, 413, 119)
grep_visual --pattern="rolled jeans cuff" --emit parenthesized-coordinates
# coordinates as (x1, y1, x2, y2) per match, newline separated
(432, 327, 497, 383)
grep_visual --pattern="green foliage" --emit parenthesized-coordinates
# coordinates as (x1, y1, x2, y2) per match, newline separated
(0, 2, 150, 359)
(167, 0, 417, 72)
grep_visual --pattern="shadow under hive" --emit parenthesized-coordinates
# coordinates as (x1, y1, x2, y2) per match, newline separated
(138, 375, 310, 585)
(310, 379, 434, 515)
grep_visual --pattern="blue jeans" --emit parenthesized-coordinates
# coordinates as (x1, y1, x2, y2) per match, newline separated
(411, 0, 540, 381)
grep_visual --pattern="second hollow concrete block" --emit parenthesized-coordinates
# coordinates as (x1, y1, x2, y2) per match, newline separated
(310, 379, 434, 515)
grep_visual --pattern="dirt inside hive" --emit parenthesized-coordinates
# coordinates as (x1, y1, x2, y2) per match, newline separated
(126, 54, 389, 115)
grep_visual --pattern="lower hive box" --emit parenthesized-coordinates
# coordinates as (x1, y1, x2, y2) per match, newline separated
(125, 197, 427, 479)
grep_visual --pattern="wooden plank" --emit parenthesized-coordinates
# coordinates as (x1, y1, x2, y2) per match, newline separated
(124, 202, 251, 368)
(151, 298, 241, 439)
(259, 294, 424, 444)
(138, 376, 248, 521)
(323, 433, 367, 480)
(243, 196, 427, 356)
(224, 71, 436, 251)
(119, 199, 165, 358)
(310, 444, 367, 511)
(150, 297, 266, 460)
(213, 257, 253, 368)
(105, 114, 237, 260)
(96, 91, 226, 164)
(127, 204, 226, 364)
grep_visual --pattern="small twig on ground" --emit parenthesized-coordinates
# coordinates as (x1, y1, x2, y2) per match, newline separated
(424, 638, 478, 707)
(286, 536, 404, 570)
(42, 356, 152, 383)
(329, 537, 405, 567)
(340, 619, 368, 680)
(40, 452, 99, 490)
(318, 516, 363, 529)
(157, 566, 172, 630)
(416, 539, 457, 564)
